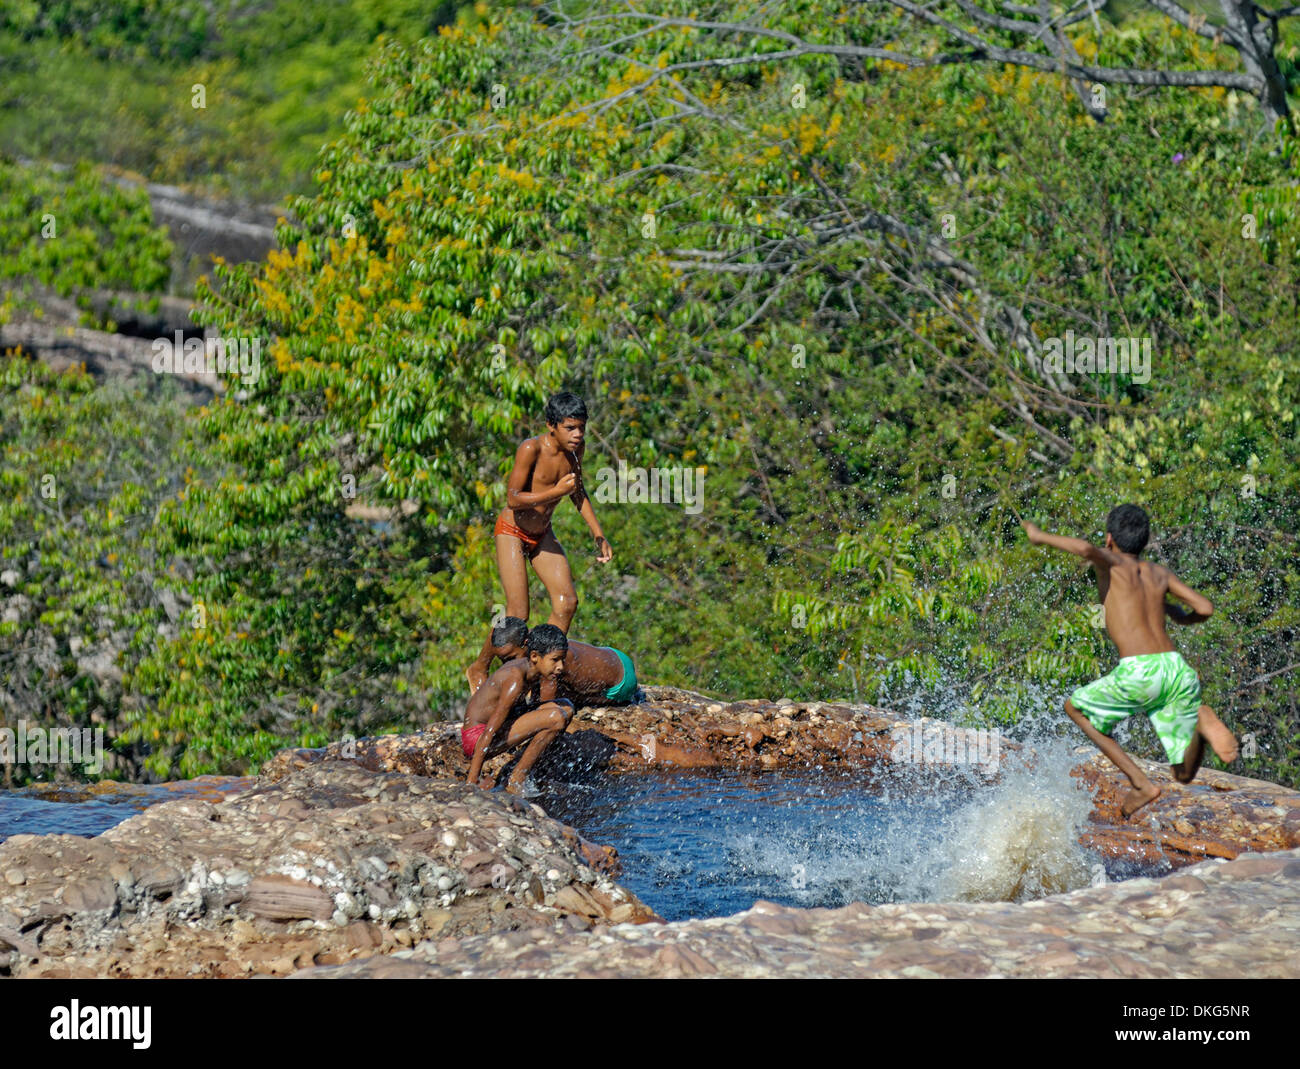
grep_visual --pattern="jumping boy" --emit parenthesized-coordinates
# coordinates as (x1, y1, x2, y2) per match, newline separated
(465, 391, 612, 692)
(1022, 505, 1238, 818)
(466, 616, 639, 706)
(462, 624, 575, 793)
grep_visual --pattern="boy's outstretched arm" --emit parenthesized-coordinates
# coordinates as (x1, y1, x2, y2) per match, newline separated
(577, 497, 611, 562)
(1165, 573, 1213, 624)
(1022, 521, 1119, 568)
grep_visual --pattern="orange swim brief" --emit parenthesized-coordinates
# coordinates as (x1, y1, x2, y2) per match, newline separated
(494, 515, 547, 557)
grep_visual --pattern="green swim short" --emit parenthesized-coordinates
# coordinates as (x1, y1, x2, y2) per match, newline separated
(603, 647, 638, 703)
(1069, 651, 1201, 765)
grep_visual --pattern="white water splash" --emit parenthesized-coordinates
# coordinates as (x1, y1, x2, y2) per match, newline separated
(921, 746, 1096, 902)
(724, 736, 1098, 906)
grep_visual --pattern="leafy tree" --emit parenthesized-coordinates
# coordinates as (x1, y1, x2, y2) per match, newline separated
(3, 2, 1296, 788)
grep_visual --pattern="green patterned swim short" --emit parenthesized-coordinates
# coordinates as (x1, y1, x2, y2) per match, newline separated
(1070, 651, 1202, 765)
(603, 647, 638, 703)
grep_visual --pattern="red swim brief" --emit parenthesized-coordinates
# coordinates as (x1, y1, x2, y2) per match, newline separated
(461, 722, 487, 758)
(493, 514, 547, 557)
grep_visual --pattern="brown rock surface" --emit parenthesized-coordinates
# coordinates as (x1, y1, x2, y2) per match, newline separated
(0, 761, 654, 977)
(295, 847, 1300, 978)
(5, 687, 1298, 978)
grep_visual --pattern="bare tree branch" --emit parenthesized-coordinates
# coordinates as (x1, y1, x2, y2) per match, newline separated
(538, 1, 1290, 127)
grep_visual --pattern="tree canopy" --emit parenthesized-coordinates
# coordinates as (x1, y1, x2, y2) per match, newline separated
(2, 1, 1297, 785)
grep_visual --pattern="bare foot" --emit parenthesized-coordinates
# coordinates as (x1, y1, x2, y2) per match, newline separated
(1197, 705, 1238, 763)
(504, 778, 525, 795)
(1121, 783, 1161, 818)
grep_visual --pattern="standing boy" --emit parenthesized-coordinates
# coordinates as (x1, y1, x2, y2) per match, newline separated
(466, 392, 611, 692)
(1023, 505, 1238, 818)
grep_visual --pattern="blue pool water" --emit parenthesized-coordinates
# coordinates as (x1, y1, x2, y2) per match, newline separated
(537, 766, 1169, 921)
(0, 792, 155, 840)
(0, 777, 254, 843)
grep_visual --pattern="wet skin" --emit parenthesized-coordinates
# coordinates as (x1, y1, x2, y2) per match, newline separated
(465, 415, 612, 690)
(470, 637, 625, 704)
(463, 650, 575, 791)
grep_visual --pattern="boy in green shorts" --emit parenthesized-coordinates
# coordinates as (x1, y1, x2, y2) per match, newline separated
(469, 616, 639, 706)
(1023, 505, 1238, 818)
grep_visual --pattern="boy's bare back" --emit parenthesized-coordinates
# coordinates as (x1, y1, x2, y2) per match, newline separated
(1022, 521, 1213, 658)
(1094, 556, 1185, 658)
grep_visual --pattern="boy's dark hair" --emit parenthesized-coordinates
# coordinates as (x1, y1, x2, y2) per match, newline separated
(525, 623, 569, 657)
(544, 391, 587, 426)
(490, 616, 528, 652)
(1106, 504, 1149, 554)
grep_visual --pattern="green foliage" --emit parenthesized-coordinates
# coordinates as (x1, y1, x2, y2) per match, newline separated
(0, 157, 172, 319)
(6, 2, 1299, 789)
(0, 355, 192, 784)
(0, 1, 470, 201)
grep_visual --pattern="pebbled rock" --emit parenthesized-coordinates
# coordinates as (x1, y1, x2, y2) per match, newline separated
(295, 846, 1300, 979)
(242, 876, 332, 922)
(0, 761, 655, 978)
(62, 877, 117, 913)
